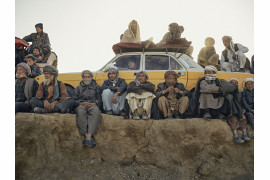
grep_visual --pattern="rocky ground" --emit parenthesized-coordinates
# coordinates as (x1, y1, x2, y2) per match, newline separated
(15, 113, 254, 180)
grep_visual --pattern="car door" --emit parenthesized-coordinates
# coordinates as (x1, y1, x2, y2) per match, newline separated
(142, 52, 188, 89)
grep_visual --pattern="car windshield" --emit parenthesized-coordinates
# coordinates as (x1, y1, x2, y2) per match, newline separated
(113, 55, 141, 71)
(145, 55, 183, 70)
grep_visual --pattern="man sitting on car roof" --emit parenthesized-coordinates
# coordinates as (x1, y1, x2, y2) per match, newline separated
(155, 71, 191, 119)
(23, 23, 51, 54)
(126, 71, 155, 120)
(101, 67, 127, 116)
(30, 65, 74, 114)
(220, 36, 249, 72)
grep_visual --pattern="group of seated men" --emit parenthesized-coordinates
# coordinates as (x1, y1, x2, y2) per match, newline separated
(15, 62, 254, 146)
(16, 23, 57, 77)
(197, 36, 254, 73)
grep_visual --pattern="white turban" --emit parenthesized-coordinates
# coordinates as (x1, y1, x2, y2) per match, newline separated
(16, 62, 31, 75)
(244, 78, 254, 83)
(229, 78, 238, 82)
(205, 65, 217, 73)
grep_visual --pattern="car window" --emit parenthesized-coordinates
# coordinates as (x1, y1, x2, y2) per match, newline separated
(145, 55, 183, 70)
(113, 55, 140, 71)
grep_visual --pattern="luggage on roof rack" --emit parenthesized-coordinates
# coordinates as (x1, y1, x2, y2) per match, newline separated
(112, 38, 192, 55)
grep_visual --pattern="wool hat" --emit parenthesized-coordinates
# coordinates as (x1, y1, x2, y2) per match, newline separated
(35, 23, 43, 30)
(17, 62, 31, 75)
(43, 65, 58, 77)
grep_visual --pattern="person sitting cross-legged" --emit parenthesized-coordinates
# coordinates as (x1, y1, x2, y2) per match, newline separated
(126, 71, 155, 120)
(155, 71, 190, 119)
(30, 65, 74, 114)
(101, 68, 127, 116)
(72, 70, 102, 148)
(15, 62, 39, 113)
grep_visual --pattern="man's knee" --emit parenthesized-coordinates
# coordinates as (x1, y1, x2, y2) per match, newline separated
(221, 62, 231, 71)
(30, 97, 42, 107)
(102, 89, 113, 97)
(158, 96, 167, 104)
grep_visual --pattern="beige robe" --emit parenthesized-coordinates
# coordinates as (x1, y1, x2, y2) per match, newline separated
(199, 80, 224, 109)
(120, 21, 141, 43)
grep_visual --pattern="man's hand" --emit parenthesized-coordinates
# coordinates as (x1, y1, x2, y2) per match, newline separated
(86, 103, 96, 108)
(174, 88, 184, 95)
(232, 53, 237, 60)
(242, 109, 246, 114)
(112, 93, 118, 104)
(25, 101, 30, 106)
(114, 87, 119, 91)
(49, 101, 58, 111)
(44, 100, 50, 110)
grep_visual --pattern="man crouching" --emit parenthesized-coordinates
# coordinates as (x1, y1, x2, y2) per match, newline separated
(155, 71, 190, 119)
(30, 65, 74, 113)
(126, 71, 155, 120)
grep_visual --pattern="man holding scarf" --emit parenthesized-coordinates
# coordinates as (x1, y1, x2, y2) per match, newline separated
(36, 44, 58, 73)
(101, 68, 127, 115)
(15, 62, 39, 113)
(220, 36, 249, 72)
(30, 65, 74, 114)
(126, 71, 155, 120)
(155, 71, 190, 119)
(72, 70, 101, 147)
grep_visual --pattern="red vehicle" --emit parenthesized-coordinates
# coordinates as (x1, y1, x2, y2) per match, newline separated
(15, 37, 29, 66)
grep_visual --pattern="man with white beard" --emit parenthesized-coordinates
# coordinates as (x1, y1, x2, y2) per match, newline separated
(15, 62, 39, 113)
(72, 70, 102, 148)
(30, 65, 74, 114)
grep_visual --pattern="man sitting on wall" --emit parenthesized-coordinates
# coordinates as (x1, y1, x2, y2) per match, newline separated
(30, 65, 74, 114)
(126, 71, 155, 120)
(155, 71, 190, 119)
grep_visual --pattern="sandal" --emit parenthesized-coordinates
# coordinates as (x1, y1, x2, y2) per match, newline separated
(82, 139, 96, 148)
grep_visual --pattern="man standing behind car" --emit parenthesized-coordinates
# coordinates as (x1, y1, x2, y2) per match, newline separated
(101, 67, 127, 116)
(72, 70, 102, 148)
(126, 71, 155, 120)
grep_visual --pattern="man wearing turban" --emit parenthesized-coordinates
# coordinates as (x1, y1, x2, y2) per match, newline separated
(125, 71, 155, 120)
(36, 44, 58, 73)
(72, 70, 102, 147)
(30, 65, 74, 114)
(101, 68, 127, 115)
(155, 71, 190, 119)
(220, 36, 249, 72)
(15, 62, 39, 113)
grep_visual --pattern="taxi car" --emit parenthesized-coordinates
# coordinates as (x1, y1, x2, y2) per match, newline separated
(35, 46, 254, 95)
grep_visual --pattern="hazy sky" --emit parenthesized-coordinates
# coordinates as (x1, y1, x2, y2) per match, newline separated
(15, 0, 254, 73)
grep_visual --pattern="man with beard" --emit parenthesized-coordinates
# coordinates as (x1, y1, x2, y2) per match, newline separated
(30, 65, 74, 114)
(220, 36, 249, 72)
(36, 44, 57, 73)
(73, 70, 101, 147)
(101, 68, 127, 115)
(23, 23, 51, 53)
(32, 47, 42, 62)
(193, 65, 227, 120)
(126, 71, 155, 120)
(15, 62, 39, 113)
(155, 71, 190, 119)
